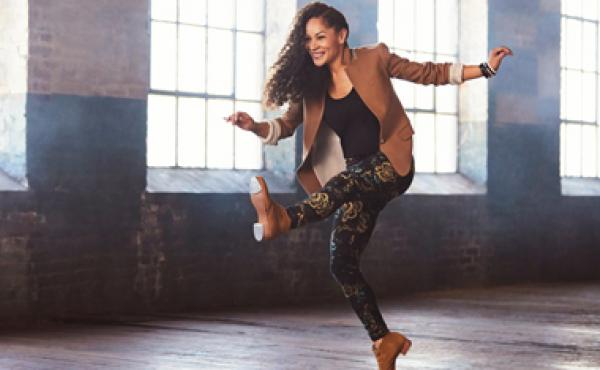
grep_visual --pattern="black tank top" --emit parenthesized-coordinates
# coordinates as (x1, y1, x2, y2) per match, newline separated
(322, 87, 380, 158)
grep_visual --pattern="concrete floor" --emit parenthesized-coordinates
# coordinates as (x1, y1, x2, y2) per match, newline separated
(1, 282, 599, 370)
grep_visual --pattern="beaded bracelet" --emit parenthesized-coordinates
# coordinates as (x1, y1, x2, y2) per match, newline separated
(479, 62, 496, 79)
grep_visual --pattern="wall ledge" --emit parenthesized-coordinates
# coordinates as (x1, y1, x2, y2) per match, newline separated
(146, 168, 296, 194)
(561, 177, 600, 196)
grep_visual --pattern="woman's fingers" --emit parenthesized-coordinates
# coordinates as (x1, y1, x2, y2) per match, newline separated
(496, 46, 513, 56)
(224, 112, 252, 130)
(224, 112, 240, 123)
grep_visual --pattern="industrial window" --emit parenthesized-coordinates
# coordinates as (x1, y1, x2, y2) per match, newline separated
(560, 0, 600, 178)
(377, 0, 460, 173)
(148, 0, 266, 169)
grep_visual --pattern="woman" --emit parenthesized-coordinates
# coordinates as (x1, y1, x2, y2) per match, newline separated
(225, 2, 512, 368)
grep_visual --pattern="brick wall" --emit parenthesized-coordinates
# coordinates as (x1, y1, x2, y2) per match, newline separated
(28, 0, 148, 98)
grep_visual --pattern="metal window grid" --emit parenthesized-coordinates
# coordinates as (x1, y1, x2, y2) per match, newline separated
(560, 9, 600, 178)
(386, 0, 461, 174)
(149, 0, 267, 170)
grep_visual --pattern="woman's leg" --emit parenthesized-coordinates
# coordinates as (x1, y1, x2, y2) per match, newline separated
(329, 198, 390, 341)
(287, 152, 408, 229)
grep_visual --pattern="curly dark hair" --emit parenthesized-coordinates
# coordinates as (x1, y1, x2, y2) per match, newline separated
(263, 2, 349, 108)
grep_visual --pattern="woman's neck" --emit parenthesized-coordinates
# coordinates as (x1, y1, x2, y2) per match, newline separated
(328, 46, 350, 76)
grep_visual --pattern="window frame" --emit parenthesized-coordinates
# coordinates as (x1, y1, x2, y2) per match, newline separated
(148, 0, 268, 170)
(377, 0, 461, 174)
(560, 4, 600, 179)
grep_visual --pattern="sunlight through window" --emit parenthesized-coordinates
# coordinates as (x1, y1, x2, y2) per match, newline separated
(148, 0, 265, 169)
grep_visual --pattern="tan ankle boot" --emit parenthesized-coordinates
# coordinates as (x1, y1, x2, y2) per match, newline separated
(372, 331, 412, 370)
(249, 176, 292, 241)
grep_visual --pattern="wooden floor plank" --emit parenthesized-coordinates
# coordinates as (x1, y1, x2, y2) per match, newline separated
(1, 282, 599, 369)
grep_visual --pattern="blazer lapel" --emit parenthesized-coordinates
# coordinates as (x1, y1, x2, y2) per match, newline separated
(345, 48, 385, 125)
(302, 93, 325, 160)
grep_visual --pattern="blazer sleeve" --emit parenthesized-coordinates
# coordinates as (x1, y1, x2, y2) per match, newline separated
(377, 42, 463, 85)
(260, 99, 303, 145)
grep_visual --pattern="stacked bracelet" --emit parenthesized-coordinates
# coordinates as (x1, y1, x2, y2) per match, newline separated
(479, 62, 497, 79)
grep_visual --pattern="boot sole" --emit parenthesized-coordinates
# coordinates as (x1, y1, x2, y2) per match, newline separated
(249, 177, 266, 242)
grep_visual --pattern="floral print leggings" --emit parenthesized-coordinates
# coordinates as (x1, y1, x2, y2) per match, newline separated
(286, 151, 415, 341)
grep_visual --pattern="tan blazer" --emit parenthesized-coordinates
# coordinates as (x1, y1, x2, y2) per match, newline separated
(262, 42, 463, 194)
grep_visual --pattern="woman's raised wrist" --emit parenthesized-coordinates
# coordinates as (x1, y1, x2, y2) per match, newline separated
(252, 121, 270, 139)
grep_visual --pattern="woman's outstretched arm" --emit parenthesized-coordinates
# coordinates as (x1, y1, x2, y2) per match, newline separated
(379, 42, 513, 84)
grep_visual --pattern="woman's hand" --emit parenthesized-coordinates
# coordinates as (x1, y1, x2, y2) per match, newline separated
(488, 45, 513, 72)
(224, 111, 255, 132)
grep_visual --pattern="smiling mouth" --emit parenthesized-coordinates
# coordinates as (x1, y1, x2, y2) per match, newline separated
(311, 51, 325, 59)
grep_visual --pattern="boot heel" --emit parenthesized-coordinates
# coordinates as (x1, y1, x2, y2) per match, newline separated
(253, 223, 264, 241)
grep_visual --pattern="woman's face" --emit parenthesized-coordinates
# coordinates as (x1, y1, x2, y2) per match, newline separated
(304, 17, 347, 67)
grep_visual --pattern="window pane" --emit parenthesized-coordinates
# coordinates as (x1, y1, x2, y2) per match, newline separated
(582, 71, 596, 122)
(598, 68, 600, 122)
(148, 94, 176, 166)
(561, 17, 567, 67)
(560, 69, 567, 120)
(565, 124, 582, 176)
(393, 79, 414, 109)
(207, 29, 234, 95)
(415, 0, 434, 52)
(435, 0, 458, 55)
(598, 16, 600, 73)
(582, 125, 597, 176)
(378, 0, 394, 42)
(380, 0, 460, 174)
(565, 18, 582, 70)
(394, 0, 414, 50)
(435, 54, 457, 64)
(151, 22, 177, 91)
(560, 123, 566, 177)
(234, 101, 262, 169)
(581, 0, 598, 20)
(414, 52, 434, 63)
(415, 85, 434, 110)
(436, 85, 458, 114)
(395, 49, 414, 60)
(236, 33, 264, 100)
(179, 0, 206, 25)
(562, 0, 582, 17)
(414, 113, 435, 172)
(414, 53, 434, 109)
(582, 21, 597, 71)
(206, 99, 234, 168)
(152, 0, 177, 22)
(237, 0, 264, 32)
(597, 125, 600, 176)
(207, 0, 234, 28)
(178, 25, 206, 93)
(435, 114, 457, 173)
(178, 97, 206, 167)
(565, 70, 582, 121)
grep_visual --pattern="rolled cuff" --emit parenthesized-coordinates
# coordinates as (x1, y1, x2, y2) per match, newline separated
(449, 63, 464, 85)
(260, 119, 282, 145)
